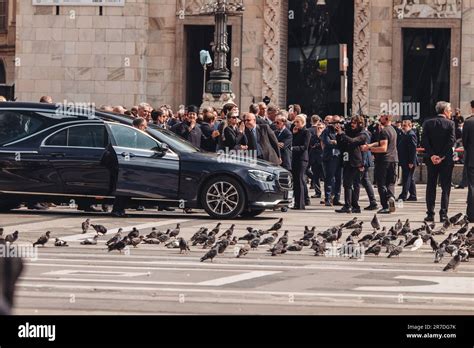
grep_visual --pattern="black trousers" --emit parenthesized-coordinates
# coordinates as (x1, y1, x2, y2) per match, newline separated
(323, 158, 342, 202)
(374, 161, 397, 209)
(426, 161, 454, 217)
(342, 165, 362, 209)
(356, 166, 377, 205)
(467, 166, 474, 221)
(311, 162, 325, 196)
(400, 165, 417, 199)
(292, 161, 308, 209)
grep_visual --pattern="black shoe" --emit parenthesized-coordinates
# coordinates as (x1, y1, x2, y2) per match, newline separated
(335, 207, 352, 213)
(440, 215, 448, 223)
(311, 194, 321, 198)
(377, 208, 391, 214)
(111, 211, 128, 218)
(325, 201, 332, 207)
(455, 185, 465, 189)
(305, 200, 311, 206)
(364, 203, 379, 211)
(424, 215, 434, 222)
(388, 197, 396, 213)
(333, 200, 343, 206)
(406, 196, 417, 201)
(352, 208, 361, 214)
(397, 196, 406, 201)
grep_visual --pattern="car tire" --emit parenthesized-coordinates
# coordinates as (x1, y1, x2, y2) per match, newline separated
(240, 209, 265, 218)
(201, 176, 245, 219)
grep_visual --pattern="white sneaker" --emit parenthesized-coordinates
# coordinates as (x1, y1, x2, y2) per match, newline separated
(388, 197, 396, 213)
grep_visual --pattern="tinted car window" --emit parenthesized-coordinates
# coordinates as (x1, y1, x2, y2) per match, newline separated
(108, 124, 160, 151)
(0, 111, 48, 146)
(45, 125, 107, 148)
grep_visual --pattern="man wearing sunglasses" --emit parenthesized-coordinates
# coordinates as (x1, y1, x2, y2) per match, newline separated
(243, 112, 281, 166)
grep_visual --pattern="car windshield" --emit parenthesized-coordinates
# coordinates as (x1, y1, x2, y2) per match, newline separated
(147, 126, 200, 154)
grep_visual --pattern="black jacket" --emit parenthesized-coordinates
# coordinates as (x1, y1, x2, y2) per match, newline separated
(291, 128, 311, 166)
(245, 124, 281, 165)
(397, 130, 418, 167)
(200, 122, 218, 152)
(308, 127, 323, 165)
(462, 115, 474, 168)
(222, 126, 247, 151)
(422, 115, 456, 164)
(336, 130, 366, 168)
(274, 127, 292, 171)
(171, 121, 202, 148)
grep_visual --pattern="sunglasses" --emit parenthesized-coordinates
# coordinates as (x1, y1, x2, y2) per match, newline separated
(229, 116, 238, 119)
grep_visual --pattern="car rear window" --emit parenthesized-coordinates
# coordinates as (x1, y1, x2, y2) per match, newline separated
(0, 110, 50, 146)
(45, 125, 108, 148)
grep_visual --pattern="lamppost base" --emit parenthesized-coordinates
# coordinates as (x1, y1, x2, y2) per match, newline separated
(201, 92, 236, 112)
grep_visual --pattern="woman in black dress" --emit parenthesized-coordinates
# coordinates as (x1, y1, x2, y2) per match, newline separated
(291, 114, 311, 210)
(221, 111, 248, 151)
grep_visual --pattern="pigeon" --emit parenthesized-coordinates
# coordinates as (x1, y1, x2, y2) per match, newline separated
(200, 248, 218, 262)
(210, 223, 221, 235)
(404, 235, 421, 248)
(269, 242, 287, 256)
(203, 232, 217, 249)
(432, 226, 447, 235)
(91, 224, 107, 235)
(443, 254, 461, 272)
(387, 240, 404, 258)
(249, 238, 260, 249)
(359, 231, 376, 243)
(342, 217, 358, 229)
(33, 231, 51, 247)
(108, 237, 128, 252)
(239, 231, 257, 241)
(143, 238, 161, 244)
(365, 242, 382, 256)
(458, 248, 469, 262)
(146, 228, 159, 239)
(350, 227, 363, 238)
(394, 219, 403, 233)
(191, 228, 207, 242)
(454, 215, 469, 226)
(454, 223, 469, 237)
(326, 229, 342, 243)
(277, 230, 289, 245)
(128, 227, 140, 239)
(157, 229, 171, 243)
(169, 223, 180, 238)
(219, 224, 235, 239)
(165, 239, 180, 248)
(179, 238, 190, 254)
(267, 218, 283, 232)
(5, 231, 19, 244)
(440, 233, 454, 248)
(409, 236, 423, 251)
(445, 244, 459, 255)
(371, 214, 381, 231)
(449, 213, 463, 226)
(429, 236, 439, 252)
(434, 247, 445, 263)
(54, 238, 68, 247)
(106, 229, 122, 246)
(229, 236, 238, 245)
(81, 219, 90, 234)
(216, 237, 230, 254)
(403, 219, 411, 229)
(373, 227, 387, 241)
(131, 235, 144, 247)
(298, 239, 311, 247)
(236, 244, 250, 258)
(302, 226, 316, 240)
(81, 235, 99, 245)
(312, 240, 327, 256)
(287, 244, 303, 252)
(260, 232, 278, 246)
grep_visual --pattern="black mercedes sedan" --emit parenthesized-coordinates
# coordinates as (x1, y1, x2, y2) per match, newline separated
(0, 102, 293, 219)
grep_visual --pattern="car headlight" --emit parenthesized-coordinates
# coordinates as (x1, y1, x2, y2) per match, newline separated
(248, 170, 275, 182)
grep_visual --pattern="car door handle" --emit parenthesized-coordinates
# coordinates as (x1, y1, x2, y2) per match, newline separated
(50, 152, 65, 158)
(121, 152, 136, 158)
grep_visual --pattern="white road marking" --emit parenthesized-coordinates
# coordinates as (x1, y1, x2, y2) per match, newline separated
(61, 219, 189, 242)
(356, 276, 474, 294)
(3, 218, 93, 232)
(42, 270, 150, 277)
(196, 271, 280, 286)
(16, 282, 474, 302)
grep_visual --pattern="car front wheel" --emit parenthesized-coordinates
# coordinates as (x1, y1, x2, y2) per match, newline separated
(201, 176, 245, 219)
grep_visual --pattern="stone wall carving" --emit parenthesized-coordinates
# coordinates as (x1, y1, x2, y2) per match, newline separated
(352, 0, 370, 115)
(393, 0, 462, 19)
(176, 0, 207, 16)
(262, 0, 281, 103)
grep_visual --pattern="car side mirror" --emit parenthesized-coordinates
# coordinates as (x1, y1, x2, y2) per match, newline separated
(159, 143, 169, 152)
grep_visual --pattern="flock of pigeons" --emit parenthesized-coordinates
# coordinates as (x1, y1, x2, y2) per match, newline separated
(1, 213, 473, 271)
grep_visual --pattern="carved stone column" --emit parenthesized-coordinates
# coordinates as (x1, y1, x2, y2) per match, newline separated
(262, 0, 281, 104)
(352, 0, 370, 115)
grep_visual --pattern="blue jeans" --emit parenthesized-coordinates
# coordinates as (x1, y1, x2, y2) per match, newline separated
(323, 158, 341, 202)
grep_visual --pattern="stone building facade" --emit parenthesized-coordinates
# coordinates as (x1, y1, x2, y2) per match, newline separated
(0, 0, 16, 86)
(9, 0, 474, 115)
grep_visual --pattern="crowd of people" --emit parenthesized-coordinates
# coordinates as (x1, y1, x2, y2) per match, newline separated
(2, 96, 473, 222)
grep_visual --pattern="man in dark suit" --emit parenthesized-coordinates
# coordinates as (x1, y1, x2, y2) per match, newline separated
(243, 112, 281, 166)
(397, 119, 418, 201)
(200, 109, 220, 152)
(274, 115, 292, 171)
(462, 100, 474, 222)
(308, 116, 325, 198)
(422, 101, 456, 222)
(171, 105, 203, 148)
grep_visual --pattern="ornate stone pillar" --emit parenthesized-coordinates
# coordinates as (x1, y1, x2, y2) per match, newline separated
(262, 0, 281, 104)
(352, 0, 370, 115)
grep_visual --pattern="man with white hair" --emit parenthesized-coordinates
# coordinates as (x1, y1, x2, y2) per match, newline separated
(138, 102, 152, 122)
(421, 101, 456, 223)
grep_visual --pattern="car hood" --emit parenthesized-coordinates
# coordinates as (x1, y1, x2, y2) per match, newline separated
(181, 151, 285, 173)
